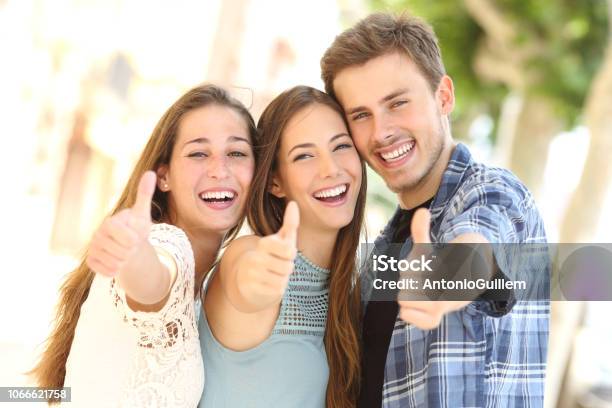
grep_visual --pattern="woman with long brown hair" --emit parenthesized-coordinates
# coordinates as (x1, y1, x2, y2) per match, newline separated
(200, 85, 366, 407)
(30, 84, 257, 407)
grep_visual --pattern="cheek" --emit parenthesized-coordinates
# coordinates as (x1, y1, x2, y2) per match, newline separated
(169, 165, 195, 191)
(284, 165, 313, 200)
(175, 160, 204, 178)
(408, 104, 437, 131)
(350, 158, 363, 185)
(338, 151, 363, 183)
(230, 160, 255, 186)
(350, 130, 370, 154)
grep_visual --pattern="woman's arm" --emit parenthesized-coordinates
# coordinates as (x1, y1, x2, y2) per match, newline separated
(204, 202, 299, 350)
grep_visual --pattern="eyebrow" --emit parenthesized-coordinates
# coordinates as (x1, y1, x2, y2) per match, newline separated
(345, 88, 411, 115)
(287, 133, 350, 156)
(183, 136, 251, 148)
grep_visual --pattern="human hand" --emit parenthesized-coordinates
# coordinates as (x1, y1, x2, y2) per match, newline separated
(86, 171, 156, 277)
(238, 201, 300, 305)
(397, 208, 470, 330)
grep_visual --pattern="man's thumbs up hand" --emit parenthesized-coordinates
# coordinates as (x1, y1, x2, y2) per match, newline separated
(397, 208, 470, 330)
(411, 208, 431, 244)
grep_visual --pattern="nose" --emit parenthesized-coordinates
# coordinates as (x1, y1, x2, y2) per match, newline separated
(372, 111, 394, 144)
(319, 152, 341, 179)
(206, 156, 229, 179)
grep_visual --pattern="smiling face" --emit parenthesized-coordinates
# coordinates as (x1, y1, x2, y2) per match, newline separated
(333, 52, 455, 206)
(159, 104, 255, 234)
(271, 103, 362, 233)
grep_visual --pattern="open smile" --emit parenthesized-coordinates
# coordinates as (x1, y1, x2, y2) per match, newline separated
(312, 183, 350, 207)
(376, 140, 416, 167)
(198, 188, 237, 210)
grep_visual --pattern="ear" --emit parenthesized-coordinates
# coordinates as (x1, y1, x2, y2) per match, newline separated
(436, 75, 455, 115)
(156, 165, 170, 192)
(269, 174, 286, 198)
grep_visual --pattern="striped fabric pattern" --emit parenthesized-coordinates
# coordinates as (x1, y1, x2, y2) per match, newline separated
(371, 143, 550, 407)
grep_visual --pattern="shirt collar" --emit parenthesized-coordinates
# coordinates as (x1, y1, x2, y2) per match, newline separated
(429, 142, 474, 219)
(379, 142, 474, 239)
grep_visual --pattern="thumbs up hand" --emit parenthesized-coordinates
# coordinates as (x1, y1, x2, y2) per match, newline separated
(128, 170, 156, 239)
(86, 171, 157, 277)
(411, 208, 431, 245)
(397, 208, 470, 330)
(237, 201, 300, 309)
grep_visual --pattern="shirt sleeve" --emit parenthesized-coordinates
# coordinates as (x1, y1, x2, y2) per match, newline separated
(110, 223, 196, 347)
(438, 181, 528, 317)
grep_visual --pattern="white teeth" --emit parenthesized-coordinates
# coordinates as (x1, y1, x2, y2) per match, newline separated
(314, 184, 347, 199)
(380, 141, 415, 161)
(200, 190, 235, 200)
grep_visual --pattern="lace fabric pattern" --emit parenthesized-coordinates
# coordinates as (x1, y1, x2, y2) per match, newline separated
(110, 223, 204, 407)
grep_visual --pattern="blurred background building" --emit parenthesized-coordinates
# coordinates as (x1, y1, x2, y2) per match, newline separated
(1, 0, 611, 407)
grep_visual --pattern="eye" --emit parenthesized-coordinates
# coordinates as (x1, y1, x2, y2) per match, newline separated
(351, 112, 370, 121)
(334, 143, 353, 151)
(293, 153, 313, 162)
(228, 151, 248, 157)
(187, 151, 207, 158)
(391, 100, 408, 109)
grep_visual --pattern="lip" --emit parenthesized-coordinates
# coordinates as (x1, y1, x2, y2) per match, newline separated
(311, 183, 350, 208)
(374, 140, 416, 169)
(198, 187, 238, 210)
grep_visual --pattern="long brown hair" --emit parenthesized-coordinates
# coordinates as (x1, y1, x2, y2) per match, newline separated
(30, 84, 257, 402)
(247, 85, 366, 407)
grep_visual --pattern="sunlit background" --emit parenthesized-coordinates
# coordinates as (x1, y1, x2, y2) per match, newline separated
(1, 0, 611, 407)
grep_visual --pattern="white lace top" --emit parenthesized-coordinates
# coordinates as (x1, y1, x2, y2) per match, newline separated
(63, 223, 203, 407)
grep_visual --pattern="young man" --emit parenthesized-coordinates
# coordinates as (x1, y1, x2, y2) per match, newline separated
(321, 13, 549, 408)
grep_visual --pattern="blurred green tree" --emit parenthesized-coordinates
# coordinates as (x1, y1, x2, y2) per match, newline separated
(560, 0, 612, 242)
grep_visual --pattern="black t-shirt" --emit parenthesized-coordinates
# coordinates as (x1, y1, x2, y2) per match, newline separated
(357, 198, 433, 408)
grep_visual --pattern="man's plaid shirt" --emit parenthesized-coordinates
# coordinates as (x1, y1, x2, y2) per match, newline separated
(361, 143, 549, 407)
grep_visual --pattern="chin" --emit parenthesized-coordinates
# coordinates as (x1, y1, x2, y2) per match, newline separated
(321, 213, 354, 232)
(198, 217, 241, 235)
(215, 220, 241, 233)
(382, 175, 406, 193)
(386, 169, 424, 192)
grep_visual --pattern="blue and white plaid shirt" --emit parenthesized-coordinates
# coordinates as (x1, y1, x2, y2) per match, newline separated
(362, 143, 550, 407)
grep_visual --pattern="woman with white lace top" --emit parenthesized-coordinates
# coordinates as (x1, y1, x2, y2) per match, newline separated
(30, 84, 257, 407)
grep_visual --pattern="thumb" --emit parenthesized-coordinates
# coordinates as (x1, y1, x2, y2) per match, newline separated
(133, 171, 156, 219)
(278, 201, 300, 245)
(411, 208, 431, 244)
